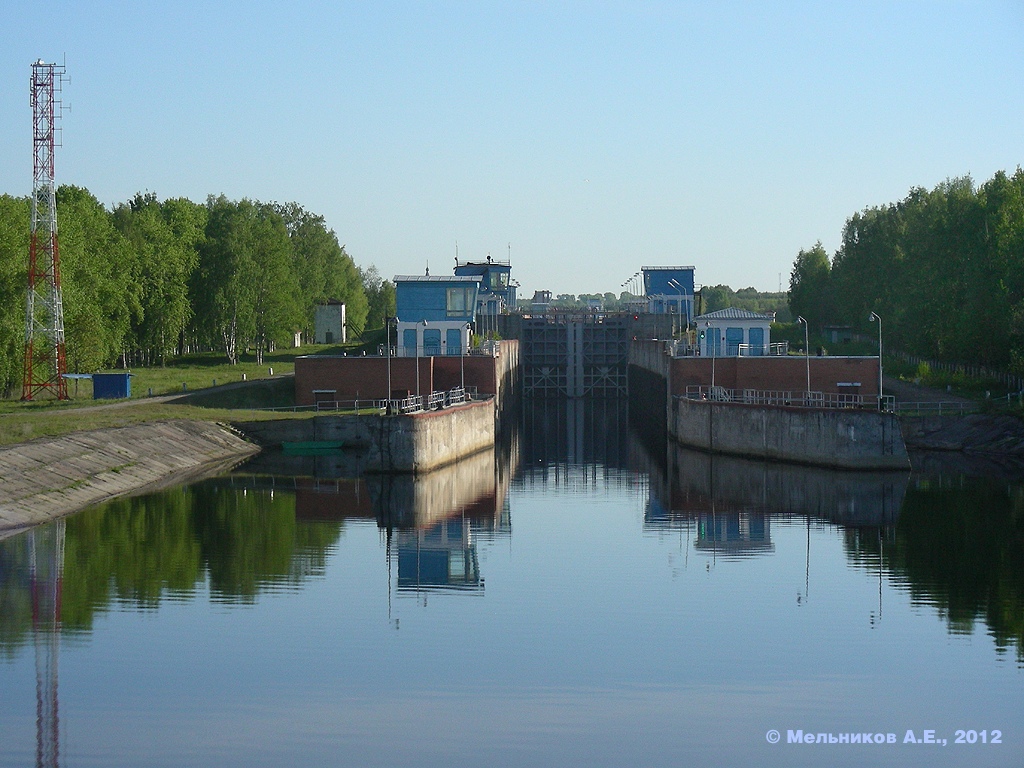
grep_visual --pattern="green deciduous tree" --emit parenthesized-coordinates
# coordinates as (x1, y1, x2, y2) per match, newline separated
(361, 265, 396, 331)
(0, 195, 30, 395)
(275, 203, 368, 339)
(113, 193, 201, 366)
(787, 242, 832, 330)
(56, 186, 140, 372)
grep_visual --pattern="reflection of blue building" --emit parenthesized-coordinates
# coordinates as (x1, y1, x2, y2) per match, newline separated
(396, 517, 482, 593)
(642, 266, 695, 321)
(454, 257, 515, 315)
(394, 275, 481, 357)
(695, 512, 774, 556)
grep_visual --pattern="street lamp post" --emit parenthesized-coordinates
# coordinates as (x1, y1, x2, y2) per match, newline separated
(797, 316, 810, 397)
(869, 311, 883, 408)
(461, 322, 470, 395)
(385, 315, 393, 411)
(668, 279, 685, 338)
(706, 321, 716, 394)
(416, 321, 426, 402)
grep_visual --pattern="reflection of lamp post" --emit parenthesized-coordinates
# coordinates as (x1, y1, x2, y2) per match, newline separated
(797, 515, 810, 606)
(869, 311, 883, 407)
(797, 315, 810, 395)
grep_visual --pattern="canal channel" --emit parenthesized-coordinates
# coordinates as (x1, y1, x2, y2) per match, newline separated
(1, 397, 1022, 767)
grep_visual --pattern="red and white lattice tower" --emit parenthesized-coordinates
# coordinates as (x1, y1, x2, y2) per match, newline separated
(22, 59, 68, 401)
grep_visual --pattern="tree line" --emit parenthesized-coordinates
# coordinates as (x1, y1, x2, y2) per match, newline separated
(520, 287, 788, 317)
(789, 169, 1024, 373)
(0, 188, 397, 392)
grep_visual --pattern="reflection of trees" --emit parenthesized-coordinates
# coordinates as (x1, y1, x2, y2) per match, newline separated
(0, 480, 342, 651)
(845, 477, 1024, 659)
(0, 535, 32, 659)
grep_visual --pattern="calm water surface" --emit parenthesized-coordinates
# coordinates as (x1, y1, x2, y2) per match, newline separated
(2, 400, 1023, 767)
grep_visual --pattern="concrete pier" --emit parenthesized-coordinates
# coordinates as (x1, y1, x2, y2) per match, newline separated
(670, 396, 910, 470)
(629, 339, 910, 470)
(235, 398, 496, 474)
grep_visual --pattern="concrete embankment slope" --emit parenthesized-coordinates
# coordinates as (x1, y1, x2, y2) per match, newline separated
(0, 420, 258, 537)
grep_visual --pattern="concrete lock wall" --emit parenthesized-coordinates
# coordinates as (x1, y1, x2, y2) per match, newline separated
(670, 397, 910, 470)
(235, 398, 496, 474)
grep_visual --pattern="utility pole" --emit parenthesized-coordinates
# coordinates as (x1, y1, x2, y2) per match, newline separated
(23, 59, 69, 400)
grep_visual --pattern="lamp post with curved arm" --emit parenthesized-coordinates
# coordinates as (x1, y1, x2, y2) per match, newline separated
(706, 321, 716, 393)
(869, 311, 883, 408)
(461, 322, 471, 394)
(385, 316, 394, 410)
(797, 316, 810, 396)
(668, 279, 685, 337)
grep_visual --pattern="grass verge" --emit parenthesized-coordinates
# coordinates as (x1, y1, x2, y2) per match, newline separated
(0, 402, 315, 448)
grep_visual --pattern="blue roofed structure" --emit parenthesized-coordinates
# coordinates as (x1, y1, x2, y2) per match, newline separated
(642, 266, 695, 322)
(454, 257, 516, 315)
(394, 274, 481, 357)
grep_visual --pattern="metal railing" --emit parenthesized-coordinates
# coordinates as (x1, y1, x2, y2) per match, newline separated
(683, 385, 896, 412)
(894, 401, 979, 417)
(736, 342, 789, 356)
(265, 386, 472, 415)
(667, 341, 789, 357)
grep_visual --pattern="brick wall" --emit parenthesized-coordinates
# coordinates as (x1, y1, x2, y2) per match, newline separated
(670, 356, 879, 397)
(294, 343, 516, 406)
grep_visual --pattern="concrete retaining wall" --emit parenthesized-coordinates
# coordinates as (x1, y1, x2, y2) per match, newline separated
(670, 397, 910, 470)
(234, 398, 496, 474)
(0, 420, 259, 536)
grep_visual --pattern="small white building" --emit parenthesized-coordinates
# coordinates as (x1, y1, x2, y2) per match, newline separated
(697, 308, 776, 356)
(314, 301, 346, 344)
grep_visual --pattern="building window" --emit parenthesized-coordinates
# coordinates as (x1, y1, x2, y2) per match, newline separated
(447, 287, 473, 315)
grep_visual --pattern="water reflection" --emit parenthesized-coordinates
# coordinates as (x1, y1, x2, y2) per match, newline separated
(229, 446, 518, 598)
(849, 471, 1024, 658)
(5, 404, 1024, 766)
(0, 523, 65, 767)
(647, 445, 908, 530)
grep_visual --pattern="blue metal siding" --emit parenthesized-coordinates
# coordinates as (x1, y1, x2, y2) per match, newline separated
(643, 268, 695, 297)
(395, 280, 479, 322)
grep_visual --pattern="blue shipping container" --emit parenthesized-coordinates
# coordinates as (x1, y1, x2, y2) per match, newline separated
(93, 372, 132, 400)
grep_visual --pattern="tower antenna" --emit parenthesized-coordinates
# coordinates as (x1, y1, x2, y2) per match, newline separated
(22, 59, 69, 400)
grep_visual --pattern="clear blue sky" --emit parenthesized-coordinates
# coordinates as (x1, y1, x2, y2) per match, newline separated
(2, 1, 1021, 298)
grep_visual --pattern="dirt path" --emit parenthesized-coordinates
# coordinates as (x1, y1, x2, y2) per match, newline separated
(883, 375, 974, 405)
